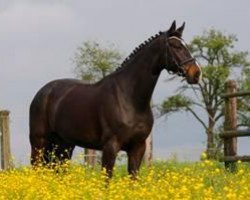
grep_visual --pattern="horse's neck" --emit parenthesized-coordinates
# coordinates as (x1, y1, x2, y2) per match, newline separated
(116, 41, 164, 111)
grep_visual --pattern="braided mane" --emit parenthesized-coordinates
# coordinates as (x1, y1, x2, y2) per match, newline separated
(116, 31, 165, 71)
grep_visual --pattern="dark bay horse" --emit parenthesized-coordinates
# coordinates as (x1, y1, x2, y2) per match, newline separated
(29, 21, 201, 177)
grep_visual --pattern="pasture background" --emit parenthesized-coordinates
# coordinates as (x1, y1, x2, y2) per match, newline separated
(0, 0, 250, 164)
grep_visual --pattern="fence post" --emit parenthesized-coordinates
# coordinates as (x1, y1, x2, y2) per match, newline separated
(0, 110, 12, 170)
(143, 133, 153, 166)
(84, 149, 96, 167)
(224, 80, 237, 171)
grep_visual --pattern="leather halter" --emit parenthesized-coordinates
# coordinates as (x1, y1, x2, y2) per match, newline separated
(165, 36, 195, 76)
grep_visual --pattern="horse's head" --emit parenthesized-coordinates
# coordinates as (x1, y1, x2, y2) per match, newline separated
(163, 21, 202, 84)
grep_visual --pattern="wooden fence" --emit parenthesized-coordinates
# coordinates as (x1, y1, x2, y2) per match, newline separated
(0, 110, 12, 169)
(219, 80, 250, 171)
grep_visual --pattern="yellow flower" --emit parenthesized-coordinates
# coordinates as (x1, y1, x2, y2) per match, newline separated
(1, 159, 250, 199)
(201, 152, 207, 159)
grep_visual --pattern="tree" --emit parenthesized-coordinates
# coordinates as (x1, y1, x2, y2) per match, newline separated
(74, 40, 123, 83)
(161, 29, 250, 159)
(73, 40, 123, 165)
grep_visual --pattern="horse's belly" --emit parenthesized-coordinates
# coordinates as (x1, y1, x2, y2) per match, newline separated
(64, 133, 103, 150)
(57, 127, 103, 150)
(54, 108, 103, 149)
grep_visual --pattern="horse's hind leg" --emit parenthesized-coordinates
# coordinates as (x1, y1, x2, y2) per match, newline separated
(30, 131, 75, 166)
(47, 133, 75, 164)
(30, 125, 50, 166)
(29, 104, 54, 166)
(29, 101, 74, 166)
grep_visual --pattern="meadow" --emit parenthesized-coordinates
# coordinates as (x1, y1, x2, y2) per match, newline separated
(0, 157, 249, 200)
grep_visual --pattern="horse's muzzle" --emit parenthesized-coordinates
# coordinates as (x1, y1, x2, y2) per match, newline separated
(185, 64, 202, 84)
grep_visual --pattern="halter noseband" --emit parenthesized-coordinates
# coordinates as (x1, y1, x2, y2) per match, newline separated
(165, 36, 195, 77)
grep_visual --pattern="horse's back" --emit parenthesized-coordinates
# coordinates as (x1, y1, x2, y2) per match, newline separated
(30, 79, 85, 114)
(36, 78, 86, 99)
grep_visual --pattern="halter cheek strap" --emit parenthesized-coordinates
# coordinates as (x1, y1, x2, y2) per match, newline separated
(165, 36, 195, 77)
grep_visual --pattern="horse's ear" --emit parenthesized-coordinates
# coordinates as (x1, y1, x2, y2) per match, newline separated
(168, 20, 176, 34)
(175, 22, 185, 37)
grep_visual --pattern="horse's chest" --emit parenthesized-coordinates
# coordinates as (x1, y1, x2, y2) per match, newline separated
(117, 121, 152, 149)
(117, 110, 152, 129)
(117, 115, 153, 142)
(132, 121, 151, 134)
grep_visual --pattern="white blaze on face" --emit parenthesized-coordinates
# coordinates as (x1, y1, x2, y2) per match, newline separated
(180, 38, 188, 47)
(169, 36, 186, 46)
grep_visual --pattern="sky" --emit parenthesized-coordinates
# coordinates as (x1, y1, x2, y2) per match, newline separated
(1, 0, 250, 164)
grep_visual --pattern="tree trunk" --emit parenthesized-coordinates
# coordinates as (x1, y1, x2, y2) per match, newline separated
(206, 110, 216, 159)
(143, 133, 153, 167)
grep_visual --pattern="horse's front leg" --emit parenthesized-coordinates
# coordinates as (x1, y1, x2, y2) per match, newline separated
(101, 137, 120, 178)
(127, 141, 146, 179)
